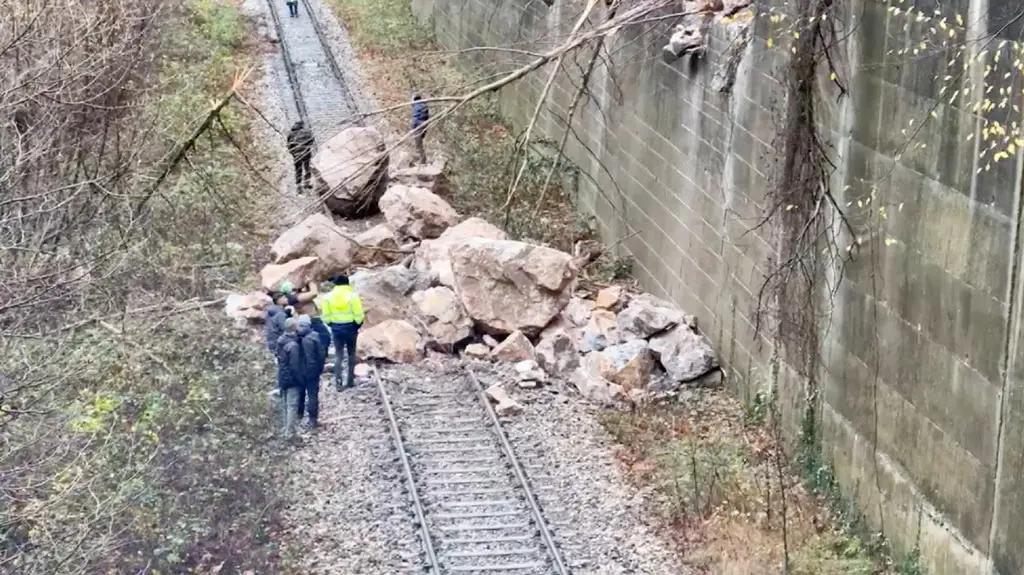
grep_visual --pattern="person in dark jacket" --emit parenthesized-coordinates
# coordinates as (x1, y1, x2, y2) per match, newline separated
(286, 120, 315, 190)
(294, 315, 328, 429)
(275, 319, 306, 438)
(411, 94, 429, 164)
(286, 0, 298, 17)
(264, 305, 289, 354)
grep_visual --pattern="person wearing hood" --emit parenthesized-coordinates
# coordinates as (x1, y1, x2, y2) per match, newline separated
(264, 304, 289, 355)
(286, 120, 315, 190)
(294, 315, 327, 429)
(275, 318, 306, 439)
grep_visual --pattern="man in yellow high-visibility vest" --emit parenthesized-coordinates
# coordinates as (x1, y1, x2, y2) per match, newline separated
(317, 274, 365, 391)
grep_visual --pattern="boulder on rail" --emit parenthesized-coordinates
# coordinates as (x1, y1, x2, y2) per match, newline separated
(313, 126, 389, 218)
(356, 319, 424, 363)
(270, 213, 355, 280)
(450, 238, 576, 337)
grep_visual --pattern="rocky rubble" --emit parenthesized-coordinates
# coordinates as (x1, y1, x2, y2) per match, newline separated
(235, 133, 720, 410)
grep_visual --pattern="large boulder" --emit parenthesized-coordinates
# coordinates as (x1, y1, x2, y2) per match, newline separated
(314, 127, 389, 218)
(350, 265, 432, 328)
(260, 257, 318, 292)
(570, 363, 623, 405)
(649, 325, 719, 382)
(356, 319, 424, 363)
(353, 223, 400, 265)
(450, 238, 576, 336)
(379, 185, 459, 240)
(414, 217, 508, 287)
(270, 213, 356, 279)
(565, 297, 595, 327)
(617, 293, 695, 340)
(412, 286, 473, 346)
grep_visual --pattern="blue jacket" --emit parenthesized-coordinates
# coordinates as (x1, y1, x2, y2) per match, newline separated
(264, 306, 288, 353)
(411, 99, 429, 130)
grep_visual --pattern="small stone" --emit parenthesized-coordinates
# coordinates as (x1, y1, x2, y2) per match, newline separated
(595, 285, 626, 310)
(513, 359, 546, 384)
(463, 343, 491, 360)
(617, 293, 694, 340)
(535, 331, 580, 375)
(483, 334, 500, 348)
(491, 330, 535, 362)
(580, 309, 619, 352)
(354, 363, 371, 378)
(485, 383, 523, 415)
(565, 297, 595, 326)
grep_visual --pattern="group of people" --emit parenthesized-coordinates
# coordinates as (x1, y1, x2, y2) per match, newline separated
(263, 275, 365, 438)
(284, 94, 430, 192)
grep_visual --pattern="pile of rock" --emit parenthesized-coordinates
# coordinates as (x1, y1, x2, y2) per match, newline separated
(228, 129, 720, 408)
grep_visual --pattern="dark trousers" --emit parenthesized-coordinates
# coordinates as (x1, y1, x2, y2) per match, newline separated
(296, 374, 321, 422)
(293, 154, 311, 188)
(413, 127, 427, 164)
(330, 323, 358, 387)
(286, 1, 298, 17)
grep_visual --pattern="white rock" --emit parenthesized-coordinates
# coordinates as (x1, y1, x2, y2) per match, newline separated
(414, 217, 508, 288)
(412, 286, 474, 346)
(270, 213, 356, 280)
(225, 292, 272, 321)
(535, 330, 580, 375)
(315, 126, 389, 218)
(617, 293, 694, 340)
(514, 359, 547, 385)
(570, 366, 623, 406)
(580, 309, 620, 352)
(450, 238, 576, 336)
(379, 184, 459, 240)
(463, 343, 491, 360)
(260, 256, 319, 292)
(356, 319, 424, 363)
(491, 330, 535, 362)
(354, 363, 371, 378)
(485, 383, 523, 415)
(565, 297, 595, 326)
(649, 325, 719, 382)
(483, 334, 500, 348)
(350, 265, 432, 328)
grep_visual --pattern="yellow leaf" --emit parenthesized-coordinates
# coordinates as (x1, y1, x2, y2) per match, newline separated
(884, 237, 898, 246)
(767, 38, 774, 48)
(786, 204, 797, 211)
(830, 72, 837, 81)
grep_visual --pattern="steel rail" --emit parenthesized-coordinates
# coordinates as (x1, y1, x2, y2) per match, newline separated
(263, 0, 309, 122)
(467, 369, 570, 575)
(372, 365, 442, 572)
(297, 0, 364, 126)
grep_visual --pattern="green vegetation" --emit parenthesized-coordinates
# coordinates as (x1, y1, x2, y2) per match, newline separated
(1, 0, 282, 572)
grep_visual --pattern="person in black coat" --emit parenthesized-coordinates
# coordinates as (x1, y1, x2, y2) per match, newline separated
(275, 319, 306, 439)
(294, 315, 328, 429)
(286, 120, 315, 190)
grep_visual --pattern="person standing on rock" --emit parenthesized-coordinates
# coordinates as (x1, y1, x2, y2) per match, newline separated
(285, 0, 299, 18)
(294, 315, 327, 430)
(286, 120, 315, 190)
(411, 94, 429, 164)
(318, 274, 364, 390)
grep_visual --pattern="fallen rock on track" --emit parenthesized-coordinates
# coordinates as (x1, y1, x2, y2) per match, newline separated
(314, 126, 389, 218)
(271, 213, 356, 279)
(484, 382, 523, 415)
(535, 330, 580, 375)
(379, 184, 459, 239)
(414, 217, 507, 287)
(412, 286, 473, 347)
(463, 343, 490, 360)
(356, 319, 424, 363)
(350, 265, 432, 328)
(261, 256, 319, 292)
(450, 238, 576, 336)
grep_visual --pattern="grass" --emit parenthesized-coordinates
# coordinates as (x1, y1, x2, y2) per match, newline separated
(331, 0, 595, 253)
(1, 0, 284, 572)
(601, 387, 918, 574)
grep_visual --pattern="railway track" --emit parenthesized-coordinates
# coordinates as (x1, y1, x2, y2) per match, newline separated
(263, 0, 362, 141)
(371, 365, 571, 574)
